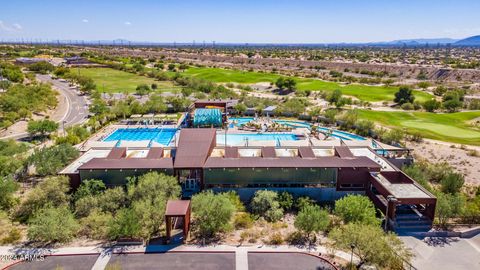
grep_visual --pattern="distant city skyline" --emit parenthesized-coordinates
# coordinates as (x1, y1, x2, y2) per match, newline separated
(1, 0, 479, 43)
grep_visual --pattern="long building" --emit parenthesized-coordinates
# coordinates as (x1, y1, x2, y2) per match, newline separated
(61, 128, 436, 231)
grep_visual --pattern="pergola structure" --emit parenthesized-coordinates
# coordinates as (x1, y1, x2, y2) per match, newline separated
(165, 200, 191, 243)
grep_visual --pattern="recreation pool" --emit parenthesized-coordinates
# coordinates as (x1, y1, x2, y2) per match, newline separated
(230, 117, 366, 141)
(229, 117, 254, 127)
(216, 133, 298, 146)
(103, 128, 177, 145)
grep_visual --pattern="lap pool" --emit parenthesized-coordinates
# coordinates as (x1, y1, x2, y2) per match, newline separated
(103, 128, 177, 145)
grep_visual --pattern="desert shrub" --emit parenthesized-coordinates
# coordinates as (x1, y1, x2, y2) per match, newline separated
(268, 232, 284, 245)
(440, 172, 465, 194)
(1, 227, 21, 244)
(108, 208, 141, 240)
(285, 230, 307, 245)
(295, 205, 330, 242)
(234, 212, 254, 229)
(401, 102, 414, 110)
(295, 196, 316, 211)
(277, 191, 294, 211)
(192, 191, 235, 238)
(79, 210, 113, 240)
(250, 190, 284, 222)
(28, 206, 79, 243)
(15, 176, 70, 222)
(224, 191, 245, 212)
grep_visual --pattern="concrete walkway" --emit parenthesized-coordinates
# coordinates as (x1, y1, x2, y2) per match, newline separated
(235, 247, 249, 270)
(400, 235, 480, 270)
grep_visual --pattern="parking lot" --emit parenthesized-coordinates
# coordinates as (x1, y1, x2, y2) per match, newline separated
(4, 251, 338, 270)
(7, 254, 98, 270)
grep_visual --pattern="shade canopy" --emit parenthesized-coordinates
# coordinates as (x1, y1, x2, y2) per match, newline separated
(193, 108, 222, 127)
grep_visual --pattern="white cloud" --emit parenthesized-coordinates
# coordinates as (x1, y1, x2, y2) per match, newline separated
(124, 21, 131, 26)
(82, 19, 89, 23)
(0, 20, 22, 32)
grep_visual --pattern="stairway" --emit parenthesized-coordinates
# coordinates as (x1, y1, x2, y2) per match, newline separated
(393, 206, 433, 234)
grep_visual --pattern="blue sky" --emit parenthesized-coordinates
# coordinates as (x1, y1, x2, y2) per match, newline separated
(1, 0, 479, 43)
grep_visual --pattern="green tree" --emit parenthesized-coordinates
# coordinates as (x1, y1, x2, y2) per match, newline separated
(277, 191, 294, 211)
(127, 172, 181, 202)
(0, 177, 19, 211)
(28, 61, 55, 74)
(192, 191, 235, 238)
(329, 223, 412, 269)
(234, 103, 247, 115)
(295, 196, 316, 211)
(275, 77, 285, 89)
(394, 86, 415, 105)
(28, 206, 79, 243)
(423, 99, 441, 112)
(327, 89, 342, 106)
(108, 208, 141, 240)
(435, 192, 465, 228)
(79, 210, 113, 240)
(167, 63, 176, 71)
(74, 179, 106, 201)
(250, 190, 284, 222)
(15, 176, 70, 222)
(135, 84, 151, 96)
(283, 78, 297, 91)
(440, 172, 465, 194)
(294, 205, 330, 243)
(98, 187, 128, 214)
(334, 195, 379, 225)
(28, 144, 79, 176)
(27, 119, 59, 138)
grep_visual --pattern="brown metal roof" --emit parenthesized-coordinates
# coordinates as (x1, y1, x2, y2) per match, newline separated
(106, 147, 127, 159)
(298, 147, 315, 158)
(165, 200, 191, 216)
(334, 146, 354, 158)
(225, 147, 239, 158)
(174, 128, 216, 168)
(204, 156, 381, 169)
(146, 147, 164, 159)
(262, 147, 276, 158)
(78, 158, 173, 170)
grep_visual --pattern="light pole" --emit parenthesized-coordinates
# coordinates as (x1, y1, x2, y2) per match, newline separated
(62, 120, 67, 136)
(385, 195, 397, 231)
(350, 243, 355, 270)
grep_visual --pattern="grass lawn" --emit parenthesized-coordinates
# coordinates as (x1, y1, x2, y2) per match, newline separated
(357, 110, 480, 145)
(77, 68, 177, 93)
(182, 67, 433, 102)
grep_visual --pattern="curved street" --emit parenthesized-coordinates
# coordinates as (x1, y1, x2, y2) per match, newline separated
(0, 75, 89, 140)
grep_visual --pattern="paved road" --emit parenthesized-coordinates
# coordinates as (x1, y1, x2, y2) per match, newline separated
(2, 251, 339, 270)
(36, 74, 89, 129)
(401, 235, 480, 270)
(0, 75, 89, 140)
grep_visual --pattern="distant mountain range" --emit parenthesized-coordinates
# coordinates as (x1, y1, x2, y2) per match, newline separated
(2, 35, 480, 47)
(455, 35, 480, 46)
(377, 36, 480, 46)
(375, 38, 459, 45)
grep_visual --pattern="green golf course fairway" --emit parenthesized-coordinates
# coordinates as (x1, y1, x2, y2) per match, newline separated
(78, 68, 177, 93)
(357, 110, 480, 145)
(183, 67, 433, 102)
